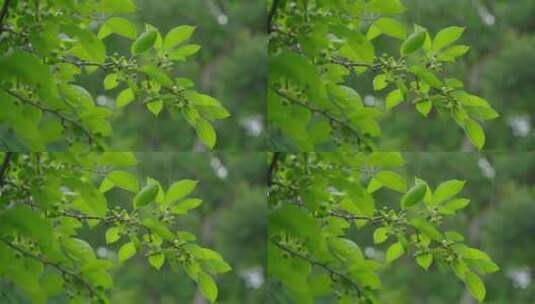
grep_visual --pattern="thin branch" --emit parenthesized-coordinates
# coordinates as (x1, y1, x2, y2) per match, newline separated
(267, 0, 281, 33)
(0, 0, 12, 35)
(328, 210, 382, 224)
(0, 238, 97, 298)
(0, 152, 13, 187)
(5, 90, 95, 145)
(271, 87, 365, 146)
(271, 240, 362, 296)
(267, 152, 281, 187)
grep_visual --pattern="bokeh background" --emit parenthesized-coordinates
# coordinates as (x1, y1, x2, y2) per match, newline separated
(352, 0, 535, 151)
(351, 152, 535, 304)
(82, 0, 266, 151)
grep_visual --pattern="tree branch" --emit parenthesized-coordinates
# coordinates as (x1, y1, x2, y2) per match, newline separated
(267, 0, 281, 33)
(271, 239, 362, 296)
(0, 238, 97, 298)
(5, 90, 95, 145)
(0, 0, 12, 35)
(267, 152, 281, 188)
(271, 87, 366, 146)
(0, 152, 13, 187)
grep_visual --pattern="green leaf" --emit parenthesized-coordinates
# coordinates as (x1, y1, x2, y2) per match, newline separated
(416, 100, 432, 117)
(465, 118, 485, 150)
(103, 73, 118, 90)
(416, 253, 433, 270)
(116, 88, 135, 107)
(373, 227, 388, 244)
(146, 100, 163, 116)
(168, 44, 201, 61)
(410, 65, 443, 89)
(372, 18, 406, 39)
(198, 272, 218, 303)
(438, 198, 470, 215)
(131, 30, 158, 55)
(105, 170, 139, 193)
(105, 227, 121, 244)
(401, 183, 426, 209)
(100, 152, 137, 167)
(98, 17, 137, 40)
(148, 253, 165, 270)
(386, 89, 404, 109)
(433, 180, 465, 204)
(385, 241, 404, 263)
(401, 31, 426, 55)
(368, 0, 406, 15)
(133, 184, 159, 208)
(195, 119, 216, 149)
(118, 242, 136, 263)
(464, 271, 486, 303)
(165, 180, 198, 204)
(172, 198, 203, 215)
(375, 171, 406, 192)
(373, 74, 388, 91)
(432, 26, 465, 52)
(99, 0, 136, 13)
(164, 25, 196, 50)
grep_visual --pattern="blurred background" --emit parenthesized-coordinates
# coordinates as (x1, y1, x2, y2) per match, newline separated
(349, 152, 535, 304)
(83, 0, 266, 151)
(88, 152, 266, 303)
(353, 0, 535, 151)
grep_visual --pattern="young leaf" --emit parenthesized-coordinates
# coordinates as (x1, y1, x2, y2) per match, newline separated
(118, 242, 136, 263)
(385, 241, 404, 263)
(373, 227, 388, 244)
(433, 180, 465, 204)
(133, 183, 159, 208)
(464, 271, 486, 303)
(148, 253, 165, 270)
(164, 25, 195, 50)
(172, 198, 203, 215)
(105, 227, 121, 244)
(375, 171, 407, 192)
(98, 17, 137, 40)
(465, 118, 485, 150)
(195, 119, 216, 149)
(164, 180, 198, 204)
(131, 30, 158, 55)
(99, 0, 136, 14)
(146, 100, 164, 116)
(106, 170, 139, 193)
(401, 31, 426, 55)
(373, 74, 388, 91)
(104, 73, 119, 90)
(386, 89, 404, 109)
(438, 198, 470, 215)
(368, 0, 406, 15)
(400, 183, 426, 209)
(198, 272, 218, 303)
(416, 253, 433, 270)
(416, 100, 432, 117)
(372, 18, 407, 40)
(116, 88, 135, 107)
(432, 26, 465, 52)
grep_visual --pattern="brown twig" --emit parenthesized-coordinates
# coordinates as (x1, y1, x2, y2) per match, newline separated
(0, 0, 12, 35)
(0, 152, 13, 187)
